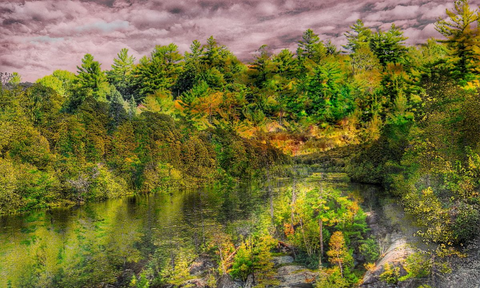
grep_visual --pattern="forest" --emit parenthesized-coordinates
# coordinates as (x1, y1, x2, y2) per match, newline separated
(1, 0, 480, 287)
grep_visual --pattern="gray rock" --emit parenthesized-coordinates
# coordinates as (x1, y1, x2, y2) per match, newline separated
(435, 237, 480, 288)
(366, 211, 378, 226)
(272, 256, 294, 267)
(274, 265, 316, 288)
(244, 274, 255, 288)
(361, 235, 413, 288)
(180, 278, 208, 287)
(190, 255, 216, 276)
(216, 274, 242, 288)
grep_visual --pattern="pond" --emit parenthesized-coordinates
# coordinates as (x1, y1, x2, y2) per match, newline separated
(0, 170, 381, 287)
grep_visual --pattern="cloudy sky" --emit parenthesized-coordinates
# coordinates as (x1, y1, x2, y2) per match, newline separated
(0, 0, 461, 82)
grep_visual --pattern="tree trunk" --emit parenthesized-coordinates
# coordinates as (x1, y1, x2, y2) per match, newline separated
(339, 261, 343, 278)
(319, 218, 323, 267)
(319, 177, 324, 267)
(218, 247, 226, 274)
(290, 162, 297, 259)
(268, 168, 274, 221)
(200, 192, 205, 247)
(290, 166, 297, 233)
(299, 218, 311, 256)
(170, 250, 175, 272)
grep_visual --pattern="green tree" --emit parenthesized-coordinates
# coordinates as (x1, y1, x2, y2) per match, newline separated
(272, 49, 299, 80)
(76, 54, 110, 101)
(297, 29, 326, 62)
(23, 84, 64, 147)
(108, 87, 128, 128)
(77, 98, 111, 162)
(140, 89, 175, 115)
(55, 115, 86, 165)
(134, 44, 183, 99)
(344, 20, 381, 76)
(173, 40, 204, 96)
(108, 48, 136, 99)
(302, 62, 354, 123)
(0, 158, 21, 214)
(325, 40, 339, 56)
(343, 19, 372, 53)
(370, 24, 408, 67)
(36, 70, 75, 97)
(199, 36, 244, 90)
(9, 72, 21, 86)
(230, 235, 276, 285)
(249, 45, 275, 89)
(435, 0, 480, 82)
(201, 36, 224, 68)
(127, 95, 137, 118)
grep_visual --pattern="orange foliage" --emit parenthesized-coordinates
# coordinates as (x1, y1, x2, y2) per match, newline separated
(284, 223, 294, 237)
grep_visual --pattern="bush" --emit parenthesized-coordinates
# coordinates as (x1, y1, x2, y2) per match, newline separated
(379, 263, 400, 284)
(399, 252, 431, 281)
(231, 240, 254, 281)
(453, 203, 480, 244)
(359, 237, 380, 263)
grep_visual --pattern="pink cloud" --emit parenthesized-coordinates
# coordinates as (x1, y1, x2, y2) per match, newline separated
(0, 0, 464, 82)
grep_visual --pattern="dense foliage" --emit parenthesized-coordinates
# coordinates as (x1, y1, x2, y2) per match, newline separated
(348, 0, 480, 250)
(0, 81, 285, 215)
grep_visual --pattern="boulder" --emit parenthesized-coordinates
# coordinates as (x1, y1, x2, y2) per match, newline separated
(272, 256, 294, 267)
(179, 278, 208, 287)
(244, 274, 255, 288)
(274, 265, 316, 288)
(361, 234, 414, 288)
(190, 255, 216, 276)
(216, 274, 242, 288)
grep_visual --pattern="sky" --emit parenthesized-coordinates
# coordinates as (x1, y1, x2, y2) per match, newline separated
(0, 0, 463, 82)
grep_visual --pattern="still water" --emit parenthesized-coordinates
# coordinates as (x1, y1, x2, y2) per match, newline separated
(0, 172, 379, 287)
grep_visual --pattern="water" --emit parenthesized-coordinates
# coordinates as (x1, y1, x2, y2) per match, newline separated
(0, 172, 382, 287)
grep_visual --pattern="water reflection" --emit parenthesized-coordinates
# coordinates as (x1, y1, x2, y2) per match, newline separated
(0, 172, 380, 287)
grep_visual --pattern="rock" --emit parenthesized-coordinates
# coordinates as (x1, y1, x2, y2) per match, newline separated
(434, 237, 480, 288)
(274, 265, 317, 288)
(216, 274, 242, 288)
(189, 255, 216, 276)
(365, 211, 388, 238)
(353, 252, 364, 264)
(244, 274, 255, 288)
(365, 211, 378, 226)
(272, 256, 294, 267)
(361, 235, 414, 288)
(179, 278, 207, 287)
